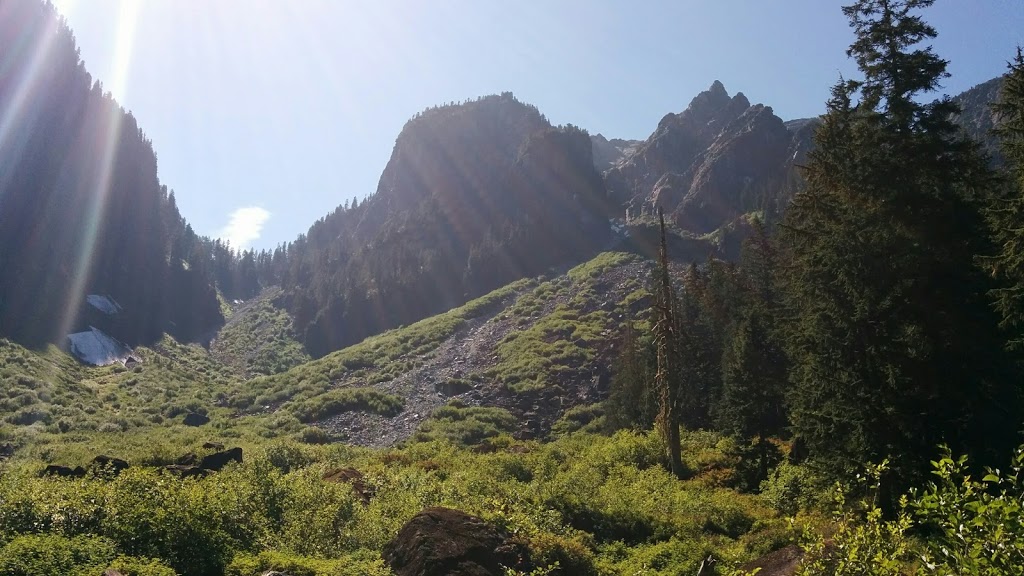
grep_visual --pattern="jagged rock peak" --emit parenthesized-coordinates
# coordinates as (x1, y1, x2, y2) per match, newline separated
(732, 91, 751, 110)
(686, 80, 732, 115)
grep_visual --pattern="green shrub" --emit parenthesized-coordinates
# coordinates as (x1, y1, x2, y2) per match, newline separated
(414, 402, 516, 446)
(226, 550, 390, 576)
(291, 388, 403, 423)
(299, 426, 332, 445)
(0, 534, 116, 576)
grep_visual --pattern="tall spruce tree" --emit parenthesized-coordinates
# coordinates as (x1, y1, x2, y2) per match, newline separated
(990, 49, 1024, 349)
(782, 0, 1017, 486)
(717, 219, 788, 486)
(606, 321, 657, 430)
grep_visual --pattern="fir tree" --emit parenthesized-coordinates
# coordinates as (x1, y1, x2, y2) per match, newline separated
(782, 0, 1017, 486)
(717, 219, 788, 486)
(606, 321, 656, 430)
(989, 48, 1024, 349)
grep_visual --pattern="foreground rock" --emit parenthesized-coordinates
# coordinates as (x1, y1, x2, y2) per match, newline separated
(183, 412, 210, 426)
(42, 464, 86, 478)
(740, 544, 803, 576)
(198, 447, 243, 471)
(383, 507, 529, 576)
(91, 455, 129, 476)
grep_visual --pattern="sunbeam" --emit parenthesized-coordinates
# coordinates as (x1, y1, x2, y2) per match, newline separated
(56, 0, 140, 341)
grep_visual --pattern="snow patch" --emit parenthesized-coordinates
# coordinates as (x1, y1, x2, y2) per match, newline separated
(67, 327, 132, 366)
(86, 294, 122, 315)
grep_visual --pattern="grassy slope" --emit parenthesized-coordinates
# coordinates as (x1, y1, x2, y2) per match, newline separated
(228, 277, 535, 419)
(211, 288, 311, 378)
(2, 252, 656, 454)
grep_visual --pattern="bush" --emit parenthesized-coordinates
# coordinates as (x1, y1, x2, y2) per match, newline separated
(299, 426, 332, 445)
(0, 524, 188, 576)
(0, 534, 115, 576)
(226, 550, 390, 576)
(291, 388, 403, 423)
(413, 402, 517, 446)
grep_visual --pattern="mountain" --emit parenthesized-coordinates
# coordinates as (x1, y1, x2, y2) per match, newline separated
(0, 0, 223, 347)
(604, 81, 812, 234)
(273, 94, 613, 357)
(590, 133, 642, 171)
(953, 75, 1006, 164)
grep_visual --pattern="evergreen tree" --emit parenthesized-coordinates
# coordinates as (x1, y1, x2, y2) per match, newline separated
(717, 219, 788, 487)
(675, 264, 720, 429)
(989, 48, 1024, 349)
(606, 321, 656, 430)
(781, 0, 1017, 487)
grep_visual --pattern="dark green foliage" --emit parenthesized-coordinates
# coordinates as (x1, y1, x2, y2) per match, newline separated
(989, 48, 1024, 349)
(716, 221, 788, 488)
(781, 0, 1017, 489)
(604, 322, 657, 430)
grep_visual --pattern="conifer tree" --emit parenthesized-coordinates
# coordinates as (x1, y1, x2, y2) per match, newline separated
(782, 0, 1017, 485)
(990, 48, 1024, 349)
(606, 321, 656, 430)
(717, 219, 788, 485)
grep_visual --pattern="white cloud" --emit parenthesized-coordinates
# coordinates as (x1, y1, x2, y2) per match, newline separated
(219, 206, 270, 249)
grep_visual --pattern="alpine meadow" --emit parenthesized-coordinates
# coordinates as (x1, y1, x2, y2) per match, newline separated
(2, 1, 1024, 575)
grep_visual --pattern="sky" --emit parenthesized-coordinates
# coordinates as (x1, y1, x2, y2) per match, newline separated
(50, 0, 1024, 251)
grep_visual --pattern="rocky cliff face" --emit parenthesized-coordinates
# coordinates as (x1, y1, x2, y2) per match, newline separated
(590, 133, 641, 171)
(604, 81, 810, 234)
(953, 75, 1006, 165)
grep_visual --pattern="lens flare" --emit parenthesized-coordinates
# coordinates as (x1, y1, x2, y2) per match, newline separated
(57, 0, 140, 340)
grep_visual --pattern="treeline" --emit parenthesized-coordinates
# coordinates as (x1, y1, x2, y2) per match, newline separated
(0, 0, 222, 346)
(609, 0, 1024, 502)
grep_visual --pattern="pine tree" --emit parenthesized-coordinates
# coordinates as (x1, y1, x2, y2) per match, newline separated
(782, 0, 1017, 486)
(990, 48, 1024, 349)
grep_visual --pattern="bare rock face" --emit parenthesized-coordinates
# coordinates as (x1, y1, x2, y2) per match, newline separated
(383, 507, 530, 576)
(605, 81, 808, 233)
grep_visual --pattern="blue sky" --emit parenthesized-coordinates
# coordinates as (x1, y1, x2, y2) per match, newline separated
(52, 1, 1024, 251)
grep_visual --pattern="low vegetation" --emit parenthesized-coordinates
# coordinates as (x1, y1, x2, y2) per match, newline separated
(212, 289, 310, 377)
(0, 430, 791, 576)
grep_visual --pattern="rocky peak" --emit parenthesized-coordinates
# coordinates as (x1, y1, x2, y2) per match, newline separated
(605, 83, 807, 234)
(686, 80, 731, 114)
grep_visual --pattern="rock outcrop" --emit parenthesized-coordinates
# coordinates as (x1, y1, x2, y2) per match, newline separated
(198, 447, 243, 472)
(741, 544, 804, 576)
(605, 81, 811, 233)
(183, 412, 210, 426)
(590, 133, 641, 171)
(383, 507, 530, 576)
